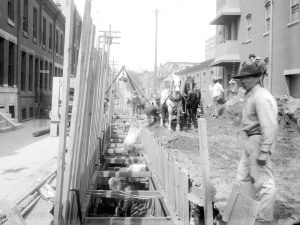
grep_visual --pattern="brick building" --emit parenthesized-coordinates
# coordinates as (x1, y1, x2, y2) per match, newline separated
(0, 0, 82, 122)
(210, 0, 300, 98)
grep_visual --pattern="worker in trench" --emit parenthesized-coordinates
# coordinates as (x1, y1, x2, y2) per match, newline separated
(232, 64, 278, 225)
(144, 103, 160, 126)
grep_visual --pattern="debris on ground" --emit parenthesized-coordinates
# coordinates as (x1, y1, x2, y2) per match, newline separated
(148, 94, 300, 223)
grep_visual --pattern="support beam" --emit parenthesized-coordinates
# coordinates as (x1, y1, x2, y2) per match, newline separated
(84, 217, 174, 225)
(197, 118, 214, 225)
(97, 171, 151, 178)
(86, 190, 162, 199)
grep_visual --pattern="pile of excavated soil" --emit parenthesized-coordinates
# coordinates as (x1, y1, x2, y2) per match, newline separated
(148, 100, 300, 222)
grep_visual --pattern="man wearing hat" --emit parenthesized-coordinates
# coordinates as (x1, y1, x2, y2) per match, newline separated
(131, 91, 140, 116)
(233, 64, 278, 225)
(249, 53, 256, 64)
(209, 77, 224, 118)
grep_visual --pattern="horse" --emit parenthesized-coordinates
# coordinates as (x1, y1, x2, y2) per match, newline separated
(160, 74, 183, 131)
(182, 77, 202, 129)
(131, 93, 141, 115)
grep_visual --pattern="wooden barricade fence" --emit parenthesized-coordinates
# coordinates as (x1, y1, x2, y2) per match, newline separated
(141, 129, 190, 225)
(53, 0, 114, 224)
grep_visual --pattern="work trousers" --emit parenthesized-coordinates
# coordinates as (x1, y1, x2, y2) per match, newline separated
(213, 96, 222, 117)
(236, 135, 275, 222)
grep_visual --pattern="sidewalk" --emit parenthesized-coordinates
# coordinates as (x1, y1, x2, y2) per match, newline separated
(0, 119, 58, 202)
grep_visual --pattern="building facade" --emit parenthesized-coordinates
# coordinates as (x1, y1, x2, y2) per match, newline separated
(0, 0, 65, 121)
(0, 0, 82, 122)
(205, 36, 216, 60)
(210, 0, 300, 98)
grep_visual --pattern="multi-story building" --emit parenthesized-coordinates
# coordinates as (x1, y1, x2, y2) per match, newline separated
(0, 0, 64, 121)
(205, 36, 216, 60)
(0, 0, 82, 122)
(210, 0, 300, 98)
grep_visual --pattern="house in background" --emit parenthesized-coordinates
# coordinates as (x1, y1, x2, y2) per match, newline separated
(210, 0, 300, 98)
(0, 0, 82, 122)
(157, 62, 198, 94)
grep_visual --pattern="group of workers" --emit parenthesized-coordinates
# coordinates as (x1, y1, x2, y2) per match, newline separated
(122, 52, 295, 224)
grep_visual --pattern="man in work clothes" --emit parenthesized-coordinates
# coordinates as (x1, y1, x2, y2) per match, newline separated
(131, 91, 140, 116)
(209, 78, 224, 118)
(234, 64, 278, 225)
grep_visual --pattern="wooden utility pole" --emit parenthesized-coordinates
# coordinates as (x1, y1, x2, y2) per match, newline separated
(268, 0, 274, 92)
(153, 9, 159, 96)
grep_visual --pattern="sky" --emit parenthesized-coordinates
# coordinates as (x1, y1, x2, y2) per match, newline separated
(74, 0, 216, 72)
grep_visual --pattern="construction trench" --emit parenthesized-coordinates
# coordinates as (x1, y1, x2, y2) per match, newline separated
(2, 1, 298, 224)
(70, 94, 220, 225)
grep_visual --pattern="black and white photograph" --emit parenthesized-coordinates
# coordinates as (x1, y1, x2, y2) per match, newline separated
(0, 0, 299, 224)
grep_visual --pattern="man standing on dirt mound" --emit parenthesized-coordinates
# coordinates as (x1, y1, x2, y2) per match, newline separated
(233, 64, 278, 225)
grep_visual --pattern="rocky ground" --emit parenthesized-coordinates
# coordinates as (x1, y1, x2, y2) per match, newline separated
(147, 96, 300, 223)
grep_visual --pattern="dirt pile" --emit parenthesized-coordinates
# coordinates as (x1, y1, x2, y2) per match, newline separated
(147, 93, 300, 221)
(276, 95, 300, 130)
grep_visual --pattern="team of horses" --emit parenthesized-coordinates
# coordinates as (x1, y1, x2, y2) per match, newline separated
(127, 75, 202, 132)
(159, 75, 202, 131)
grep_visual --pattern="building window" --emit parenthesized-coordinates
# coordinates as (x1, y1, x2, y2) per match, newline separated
(21, 51, 26, 91)
(8, 42, 15, 87)
(55, 29, 59, 54)
(22, 108, 27, 120)
(44, 61, 48, 91)
(23, 0, 28, 33)
(8, 0, 14, 21)
(49, 63, 52, 90)
(33, 7, 37, 39)
(246, 14, 252, 39)
(60, 33, 64, 56)
(29, 107, 34, 118)
(29, 55, 33, 91)
(265, 1, 271, 32)
(40, 60, 43, 90)
(35, 57, 38, 94)
(43, 17, 46, 46)
(291, 0, 299, 22)
(0, 38, 4, 86)
(49, 24, 53, 50)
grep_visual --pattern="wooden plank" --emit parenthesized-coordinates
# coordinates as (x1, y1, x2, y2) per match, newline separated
(226, 193, 260, 225)
(182, 169, 190, 225)
(97, 171, 151, 178)
(0, 199, 26, 225)
(50, 77, 61, 136)
(105, 148, 127, 154)
(54, 0, 75, 224)
(86, 190, 162, 199)
(32, 128, 50, 137)
(197, 118, 214, 225)
(104, 158, 143, 164)
(174, 162, 180, 216)
(84, 217, 174, 225)
(222, 184, 240, 222)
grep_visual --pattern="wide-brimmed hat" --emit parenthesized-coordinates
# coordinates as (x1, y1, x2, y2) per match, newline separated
(249, 53, 256, 58)
(234, 64, 262, 78)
